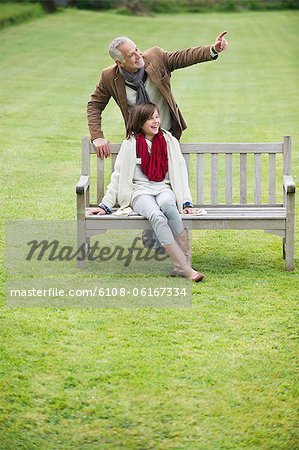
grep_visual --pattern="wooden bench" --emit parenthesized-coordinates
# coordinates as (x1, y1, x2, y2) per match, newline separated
(76, 136, 295, 271)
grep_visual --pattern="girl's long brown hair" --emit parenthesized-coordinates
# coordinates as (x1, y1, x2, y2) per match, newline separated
(126, 102, 160, 138)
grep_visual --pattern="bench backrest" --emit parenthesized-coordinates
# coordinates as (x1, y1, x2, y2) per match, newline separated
(81, 136, 292, 207)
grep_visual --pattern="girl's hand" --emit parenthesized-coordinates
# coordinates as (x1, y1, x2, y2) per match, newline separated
(87, 208, 107, 215)
(183, 207, 197, 214)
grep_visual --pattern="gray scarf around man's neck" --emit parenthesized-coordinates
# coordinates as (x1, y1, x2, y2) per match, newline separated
(119, 67, 150, 104)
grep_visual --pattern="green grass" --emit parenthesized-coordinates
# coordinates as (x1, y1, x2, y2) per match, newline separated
(0, 9, 298, 449)
(0, 2, 45, 29)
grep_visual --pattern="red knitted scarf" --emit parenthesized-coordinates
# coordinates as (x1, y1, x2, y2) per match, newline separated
(136, 131, 168, 182)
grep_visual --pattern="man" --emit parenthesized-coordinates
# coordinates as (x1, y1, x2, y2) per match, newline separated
(87, 32, 228, 158)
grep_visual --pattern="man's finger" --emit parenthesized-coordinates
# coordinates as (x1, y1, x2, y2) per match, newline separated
(104, 144, 111, 158)
(218, 31, 228, 40)
(97, 147, 104, 159)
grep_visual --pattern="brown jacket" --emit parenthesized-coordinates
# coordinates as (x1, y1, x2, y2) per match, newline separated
(87, 45, 216, 141)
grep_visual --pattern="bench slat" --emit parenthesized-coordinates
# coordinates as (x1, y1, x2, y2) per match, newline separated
(197, 154, 204, 205)
(97, 159, 104, 205)
(226, 153, 233, 205)
(183, 154, 190, 177)
(211, 154, 218, 205)
(89, 142, 284, 154)
(240, 154, 247, 204)
(111, 154, 117, 173)
(269, 153, 276, 204)
(254, 153, 262, 204)
(86, 208, 286, 218)
(85, 220, 286, 236)
(178, 143, 283, 154)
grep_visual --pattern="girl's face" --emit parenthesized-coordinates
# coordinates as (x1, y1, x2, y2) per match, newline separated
(141, 109, 161, 140)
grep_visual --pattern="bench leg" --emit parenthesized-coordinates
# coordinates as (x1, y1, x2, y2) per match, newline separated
(77, 219, 87, 269)
(186, 228, 192, 263)
(282, 238, 286, 260)
(285, 233, 294, 271)
(86, 237, 91, 256)
(285, 191, 295, 271)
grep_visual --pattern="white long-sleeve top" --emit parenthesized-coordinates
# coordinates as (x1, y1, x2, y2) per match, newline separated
(101, 130, 192, 213)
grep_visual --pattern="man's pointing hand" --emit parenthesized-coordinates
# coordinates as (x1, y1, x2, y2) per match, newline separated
(214, 31, 228, 53)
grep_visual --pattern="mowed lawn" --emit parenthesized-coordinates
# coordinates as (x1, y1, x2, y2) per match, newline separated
(0, 8, 299, 449)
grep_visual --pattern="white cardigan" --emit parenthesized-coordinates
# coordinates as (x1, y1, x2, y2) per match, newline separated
(101, 130, 192, 213)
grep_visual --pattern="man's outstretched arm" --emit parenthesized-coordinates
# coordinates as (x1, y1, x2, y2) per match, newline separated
(163, 31, 228, 72)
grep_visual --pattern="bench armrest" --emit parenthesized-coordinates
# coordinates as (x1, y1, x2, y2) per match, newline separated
(76, 175, 90, 194)
(283, 175, 296, 194)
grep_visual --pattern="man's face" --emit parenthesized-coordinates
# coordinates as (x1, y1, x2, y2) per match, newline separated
(117, 41, 145, 73)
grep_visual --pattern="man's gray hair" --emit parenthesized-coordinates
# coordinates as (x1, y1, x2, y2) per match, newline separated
(108, 36, 134, 61)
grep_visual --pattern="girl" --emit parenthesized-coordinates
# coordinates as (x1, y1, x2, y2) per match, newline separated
(90, 103, 204, 282)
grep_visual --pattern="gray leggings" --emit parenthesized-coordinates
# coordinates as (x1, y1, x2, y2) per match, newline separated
(132, 190, 184, 246)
